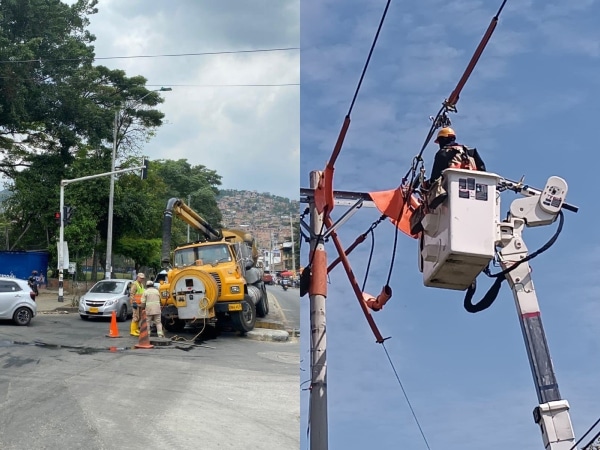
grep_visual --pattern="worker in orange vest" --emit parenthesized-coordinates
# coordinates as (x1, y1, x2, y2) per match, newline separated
(129, 272, 146, 336)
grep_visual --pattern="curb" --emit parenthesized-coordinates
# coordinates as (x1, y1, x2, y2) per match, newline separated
(246, 329, 290, 342)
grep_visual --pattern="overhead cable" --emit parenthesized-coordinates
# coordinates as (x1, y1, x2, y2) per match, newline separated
(0, 47, 300, 64)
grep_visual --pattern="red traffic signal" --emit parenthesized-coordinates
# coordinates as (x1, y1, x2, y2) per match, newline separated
(54, 211, 61, 225)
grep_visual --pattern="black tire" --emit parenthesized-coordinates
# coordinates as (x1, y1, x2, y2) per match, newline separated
(80, 314, 90, 320)
(256, 287, 269, 317)
(162, 316, 186, 332)
(117, 304, 128, 322)
(13, 307, 32, 326)
(231, 299, 256, 334)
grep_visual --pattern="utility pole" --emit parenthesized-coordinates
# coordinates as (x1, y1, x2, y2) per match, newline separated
(105, 110, 118, 280)
(269, 230, 274, 271)
(309, 170, 328, 449)
(289, 213, 296, 273)
(105, 87, 172, 280)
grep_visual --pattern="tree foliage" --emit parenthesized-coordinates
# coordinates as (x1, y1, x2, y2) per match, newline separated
(0, 1, 225, 274)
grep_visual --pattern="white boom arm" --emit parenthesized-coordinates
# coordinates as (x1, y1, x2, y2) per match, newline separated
(419, 169, 578, 449)
(499, 176, 575, 450)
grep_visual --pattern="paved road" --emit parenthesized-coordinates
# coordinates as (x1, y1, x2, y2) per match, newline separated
(0, 313, 299, 450)
(267, 285, 300, 333)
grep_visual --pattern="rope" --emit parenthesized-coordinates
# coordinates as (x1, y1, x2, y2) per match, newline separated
(382, 342, 432, 450)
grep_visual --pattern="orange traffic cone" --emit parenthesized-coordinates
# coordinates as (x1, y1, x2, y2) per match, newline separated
(106, 311, 122, 338)
(134, 310, 154, 349)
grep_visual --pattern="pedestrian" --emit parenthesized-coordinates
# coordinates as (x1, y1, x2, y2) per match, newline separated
(28, 270, 39, 297)
(129, 272, 146, 336)
(38, 272, 46, 288)
(140, 279, 164, 338)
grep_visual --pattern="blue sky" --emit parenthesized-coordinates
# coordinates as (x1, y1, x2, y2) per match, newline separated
(300, 1, 600, 449)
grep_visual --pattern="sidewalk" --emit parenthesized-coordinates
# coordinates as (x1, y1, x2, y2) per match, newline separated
(35, 288, 79, 313)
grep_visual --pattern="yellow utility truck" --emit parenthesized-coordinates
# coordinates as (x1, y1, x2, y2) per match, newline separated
(158, 198, 269, 333)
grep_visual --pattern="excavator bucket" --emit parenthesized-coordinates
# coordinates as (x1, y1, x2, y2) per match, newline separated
(369, 187, 421, 239)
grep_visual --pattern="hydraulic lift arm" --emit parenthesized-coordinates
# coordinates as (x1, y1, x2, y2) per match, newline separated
(499, 177, 576, 450)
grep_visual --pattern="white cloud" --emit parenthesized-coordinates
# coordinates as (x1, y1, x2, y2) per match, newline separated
(64, 0, 299, 199)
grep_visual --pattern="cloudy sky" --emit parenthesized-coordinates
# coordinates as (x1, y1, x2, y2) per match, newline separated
(301, 0, 600, 449)
(72, 0, 299, 200)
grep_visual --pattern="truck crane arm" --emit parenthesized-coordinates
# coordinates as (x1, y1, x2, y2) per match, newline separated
(160, 197, 222, 267)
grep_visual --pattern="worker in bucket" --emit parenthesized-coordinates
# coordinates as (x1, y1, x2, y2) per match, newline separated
(410, 127, 486, 235)
(427, 127, 486, 209)
(140, 280, 164, 338)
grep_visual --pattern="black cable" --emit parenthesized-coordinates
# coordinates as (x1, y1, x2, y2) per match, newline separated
(347, 0, 392, 116)
(361, 229, 376, 292)
(487, 210, 564, 279)
(0, 47, 300, 64)
(382, 342, 432, 450)
(569, 416, 600, 450)
(464, 210, 564, 313)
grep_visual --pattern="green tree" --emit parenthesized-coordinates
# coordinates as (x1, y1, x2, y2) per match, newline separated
(0, 0, 167, 268)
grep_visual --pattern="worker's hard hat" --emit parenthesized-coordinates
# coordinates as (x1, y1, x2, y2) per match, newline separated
(137, 273, 145, 279)
(434, 127, 456, 143)
(146, 280, 154, 287)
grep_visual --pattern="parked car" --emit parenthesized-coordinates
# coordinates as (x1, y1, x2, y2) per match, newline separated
(0, 277, 37, 325)
(78, 279, 132, 322)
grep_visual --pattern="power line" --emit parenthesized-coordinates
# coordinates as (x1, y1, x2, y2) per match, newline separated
(382, 342, 432, 450)
(0, 47, 300, 64)
(145, 83, 299, 87)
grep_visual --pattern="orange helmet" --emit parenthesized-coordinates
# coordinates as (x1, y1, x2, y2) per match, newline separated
(434, 127, 456, 143)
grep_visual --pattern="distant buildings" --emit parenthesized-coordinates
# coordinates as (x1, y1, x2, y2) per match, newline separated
(217, 189, 299, 255)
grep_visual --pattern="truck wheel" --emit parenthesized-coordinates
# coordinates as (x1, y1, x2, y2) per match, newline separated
(231, 299, 256, 334)
(162, 316, 186, 332)
(256, 288, 269, 317)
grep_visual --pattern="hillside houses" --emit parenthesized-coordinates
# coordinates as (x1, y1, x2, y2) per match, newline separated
(217, 189, 299, 270)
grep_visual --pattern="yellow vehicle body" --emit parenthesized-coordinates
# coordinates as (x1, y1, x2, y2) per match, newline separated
(159, 198, 268, 333)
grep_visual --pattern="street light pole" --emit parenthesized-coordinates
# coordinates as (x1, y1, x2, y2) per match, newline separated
(104, 87, 171, 280)
(104, 110, 118, 280)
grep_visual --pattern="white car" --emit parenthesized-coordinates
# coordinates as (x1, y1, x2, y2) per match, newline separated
(0, 277, 37, 325)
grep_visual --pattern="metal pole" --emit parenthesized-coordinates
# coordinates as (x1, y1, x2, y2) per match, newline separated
(290, 214, 296, 273)
(58, 182, 65, 302)
(105, 109, 118, 280)
(309, 170, 328, 449)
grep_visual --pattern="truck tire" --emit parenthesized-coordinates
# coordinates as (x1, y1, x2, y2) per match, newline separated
(231, 298, 256, 334)
(161, 305, 186, 332)
(256, 286, 269, 317)
(162, 316, 186, 332)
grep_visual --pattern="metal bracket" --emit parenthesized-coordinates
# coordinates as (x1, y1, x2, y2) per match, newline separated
(323, 199, 363, 240)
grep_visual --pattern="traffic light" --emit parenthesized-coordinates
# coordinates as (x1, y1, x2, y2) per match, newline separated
(54, 211, 61, 225)
(63, 205, 74, 225)
(141, 158, 149, 180)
